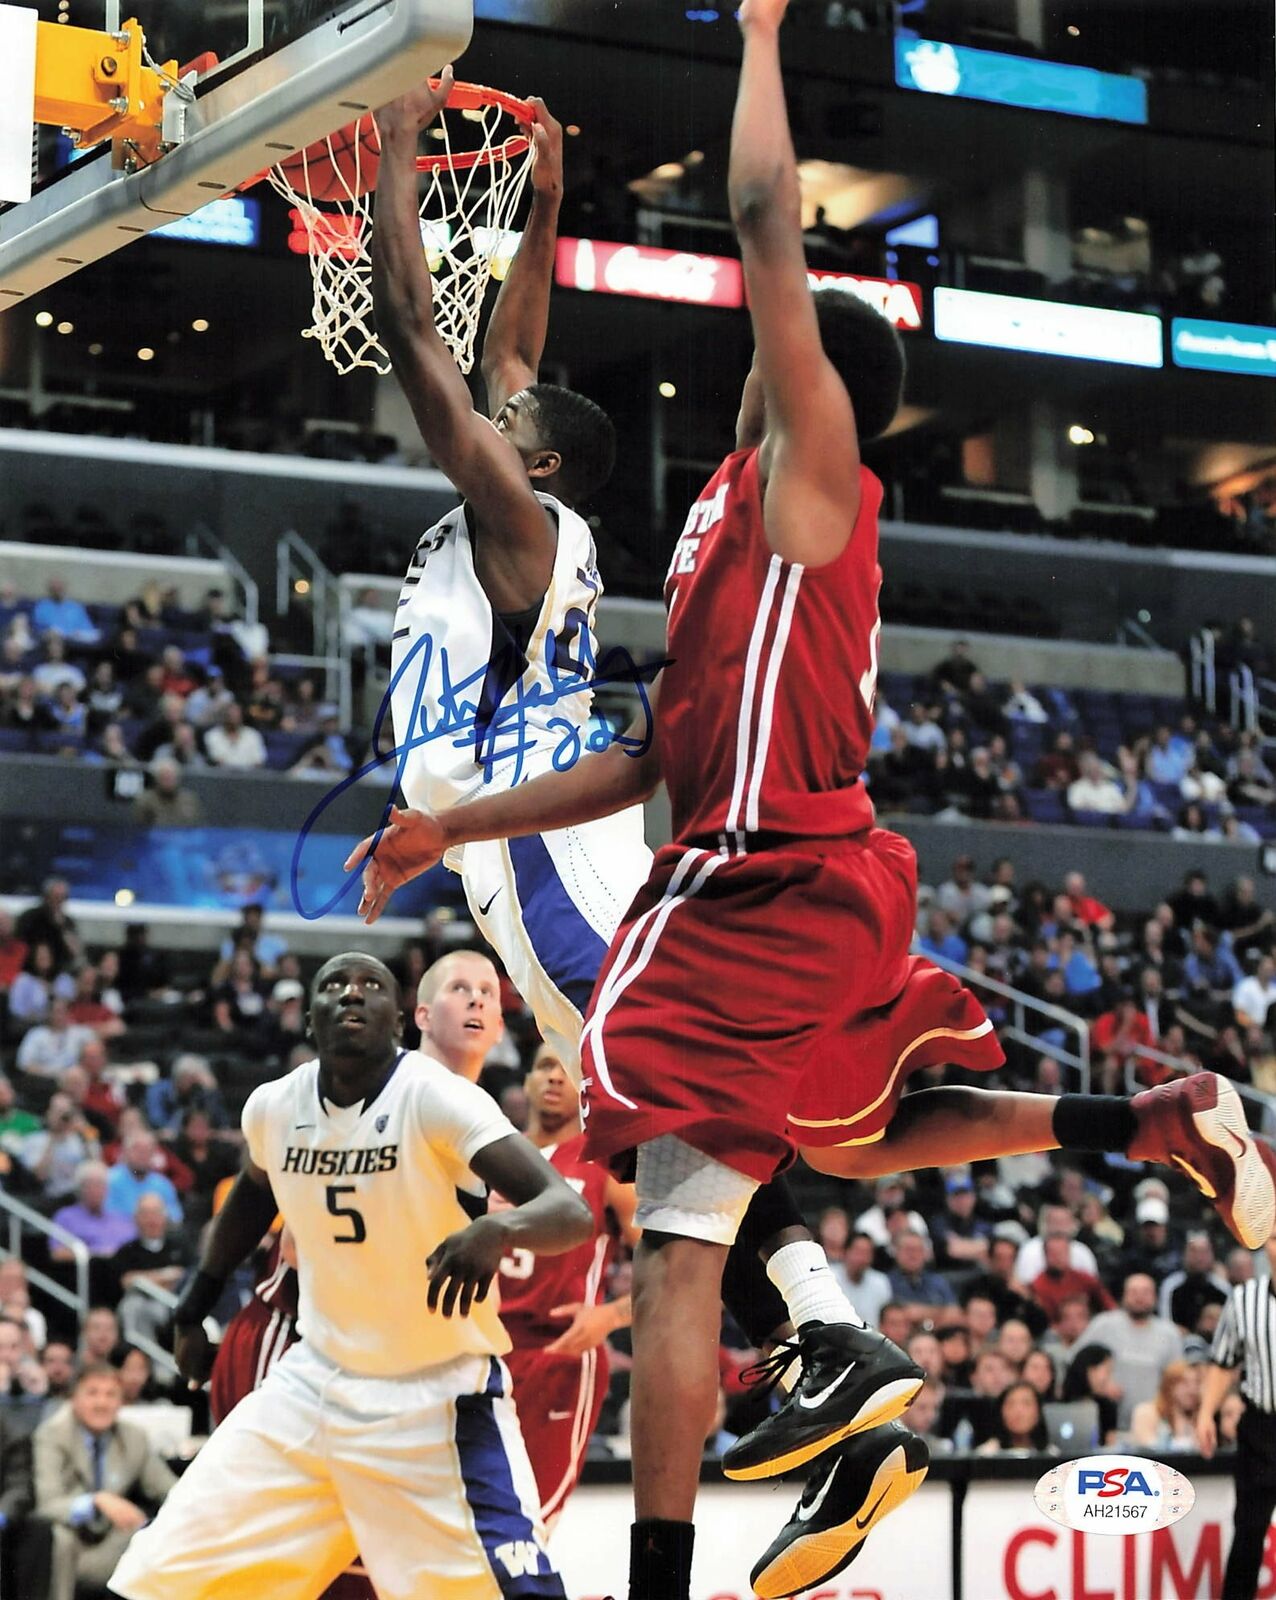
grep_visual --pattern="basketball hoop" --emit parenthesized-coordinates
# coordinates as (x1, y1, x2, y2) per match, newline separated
(261, 80, 536, 377)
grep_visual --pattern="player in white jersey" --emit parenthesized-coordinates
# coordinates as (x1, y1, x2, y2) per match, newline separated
(373, 77, 652, 1080)
(108, 952, 591, 1600)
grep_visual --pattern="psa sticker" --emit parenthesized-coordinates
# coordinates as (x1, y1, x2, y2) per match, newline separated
(1034, 1455, 1196, 1537)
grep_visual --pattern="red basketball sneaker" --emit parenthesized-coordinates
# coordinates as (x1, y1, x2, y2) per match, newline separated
(1129, 1073, 1276, 1249)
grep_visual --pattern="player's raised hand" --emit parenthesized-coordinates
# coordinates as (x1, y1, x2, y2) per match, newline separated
(544, 1301, 622, 1356)
(526, 98, 564, 200)
(343, 805, 446, 924)
(739, 0, 791, 28)
(375, 64, 455, 143)
(174, 1322, 216, 1389)
(426, 1215, 507, 1319)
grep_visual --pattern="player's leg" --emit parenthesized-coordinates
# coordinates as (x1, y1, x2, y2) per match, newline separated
(720, 1175, 922, 1480)
(332, 1355, 562, 1600)
(802, 1077, 1276, 1250)
(505, 1343, 606, 1527)
(109, 1358, 356, 1600)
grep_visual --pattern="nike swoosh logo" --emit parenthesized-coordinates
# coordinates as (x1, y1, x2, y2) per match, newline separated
(1225, 1126, 1249, 1159)
(795, 1459, 841, 1523)
(478, 889, 501, 917)
(798, 1363, 854, 1410)
(856, 1486, 889, 1531)
(548, 1410, 573, 1421)
(295, 1124, 315, 1130)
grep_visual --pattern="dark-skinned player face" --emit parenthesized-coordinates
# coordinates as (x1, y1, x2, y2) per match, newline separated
(308, 956, 402, 1064)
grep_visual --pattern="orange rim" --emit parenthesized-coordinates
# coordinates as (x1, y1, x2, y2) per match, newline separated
(414, 78, 535, 173)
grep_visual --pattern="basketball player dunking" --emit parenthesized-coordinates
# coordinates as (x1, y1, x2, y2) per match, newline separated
(365, 61, 936, 1569)
(351, 8, 1276, 1597)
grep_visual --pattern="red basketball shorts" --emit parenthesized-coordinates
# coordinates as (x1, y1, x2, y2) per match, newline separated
(209, 1296, 297, 1427)
(580, 827, 1003, 1184)
(505, 1343, 609, 1527)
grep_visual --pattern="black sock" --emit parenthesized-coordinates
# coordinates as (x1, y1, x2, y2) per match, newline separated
(720, 1177, 802, 1345)
(1052, 1094, 1138, 1153)
(630, 1519, 695, 1600)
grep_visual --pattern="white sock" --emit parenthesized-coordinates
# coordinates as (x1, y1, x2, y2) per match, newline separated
(766, 1241, 866, 1352)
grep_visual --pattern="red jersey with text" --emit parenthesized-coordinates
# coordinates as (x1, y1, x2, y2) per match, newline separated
(660, 447, 881, 849)
(495, 1136, 615, 1349)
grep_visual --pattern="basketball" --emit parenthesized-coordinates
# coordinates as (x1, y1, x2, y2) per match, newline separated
(279, 114, 381, 203)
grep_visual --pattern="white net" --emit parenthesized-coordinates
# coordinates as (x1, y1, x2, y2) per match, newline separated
(266, 91, 535, 377)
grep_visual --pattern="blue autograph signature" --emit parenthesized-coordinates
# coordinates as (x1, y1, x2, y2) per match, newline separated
(290, 629, 668, 920)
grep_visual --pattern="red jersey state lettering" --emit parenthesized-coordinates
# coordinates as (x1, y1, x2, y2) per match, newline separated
(660, 447, 882, 850)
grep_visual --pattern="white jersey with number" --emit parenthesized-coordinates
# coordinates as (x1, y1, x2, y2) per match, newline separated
(391, 493, 605, 817)
(242, 1050, 515, 1377)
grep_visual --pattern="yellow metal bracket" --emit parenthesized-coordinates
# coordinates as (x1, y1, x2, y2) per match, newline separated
(33, 16, 179, 169)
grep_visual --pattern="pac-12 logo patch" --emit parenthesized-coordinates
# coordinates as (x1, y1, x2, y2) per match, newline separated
(1034, 1455, 1195, 1536)
(375, 1115, 389, 1133)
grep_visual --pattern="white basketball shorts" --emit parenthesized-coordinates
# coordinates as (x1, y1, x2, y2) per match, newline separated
(110, 1342, 564, 1600)
(458, 805, 651, 1084)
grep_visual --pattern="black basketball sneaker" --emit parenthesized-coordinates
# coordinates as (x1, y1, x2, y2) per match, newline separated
(721, 1321, 923, 1481)
(750, 1422, 931, 1599)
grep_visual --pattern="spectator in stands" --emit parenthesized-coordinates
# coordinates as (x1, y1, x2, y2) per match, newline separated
(1029, 1231, 1115, 1324)
(1168, 868, 1219, 932)
(78, 1309, 119, 1368)
(182, 665, 235, 731)
(112, 1193, 191, 1345)
(40, 1342, 75, 1408)
(1083, 1274, 1184, 1429)
(15, 997, 96, 1078)
(116, 924, 170, 1002)
(124, 664, 167, 726)
(1041, 1294, 1094, 1363)
(1157, 1232, 1228, 1329)
(1031, 731, 1079, 791)
(1063, 870, 1114, 931)
(217, 904, 286, 978)
(931, 639, 979, 695)
(936, 855, 989, 924)
(203, 700, 267, 769)
(50, 1162, 136, 1262)
(1233, 954, 1276, 1030)
(132, 759, 204, 829)
(1022, 1348, 1058, 1402)
(133, 693, 189, 766)
(853, 1174, 930, 1251)
(0, 1261, 46, 1354)
(930, 1173, 992, 1268)
(287, 676, 324, 737)
(1061, 1344, 1121, 1446)
(905, 1331, 944, 1386)
(815, 1206, 850, 1263)
(1227, 748, 1276, 809)
(903, 700, 946, 752)
(1092, 989, 1156, 1070)
(167, 1109, 239, 1230)
(48, 683, 85, 741)
(84, 661, 123, 734)
(290, 706, 354, 775)
(36, 1361, 176, 1600)
(66, 967, 124, 1041)
(1050, 931, 1101, 999)
(1016, 1206, 1099, 1284)
(32, 636, 85, 700)
(1145, 724, 1193, 787)
(1116, 1197, 1181, 1285)
(157, 646, 196, 701)
(151, 720, 207, 770)
(246, 669, 289, 733)
(977, 1382, 1048, 1454)
(830, 1232, 893, 1328)
(919, 908, 967, 964)
(144, 1055, 228, 1136)
(1128, 1360, 1201, 1452)
(211, 949, 271, 1041)
(122, 581, 165, 631)
(31, 579, 98, 645)
(888, 1230, 955, 1314)
(1003, 679, 1048, 723)
(1067, 752, 1126, 815)
(19, 1092, 98, 1205)
(0, 1076, 40, 1157)
(1, 676, 57, 737)
(0, 911, 27, 1000)
(0, 1317, 49, 1440)
(16, 881, 79, 973)
(113, 1346, 159, 1408)
(104, 1132, 182, 1226)
(1173, 800, 1221, 841)
(1184, 925, 1243, 999)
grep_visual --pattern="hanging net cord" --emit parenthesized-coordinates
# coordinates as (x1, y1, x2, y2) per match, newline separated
(267, 98, 535, 377)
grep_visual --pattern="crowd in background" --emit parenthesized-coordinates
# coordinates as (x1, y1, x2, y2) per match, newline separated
(867, 634, 1276, 838)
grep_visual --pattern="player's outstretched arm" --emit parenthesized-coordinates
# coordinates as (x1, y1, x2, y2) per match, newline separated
(171, 1159, 278, 1386)
(480, 99, 564, 415)
(373, 71, 555, 590)
(730, 0, 861, 566)
(426, 1135, 592, 1318)
(345, 681, 664, 922)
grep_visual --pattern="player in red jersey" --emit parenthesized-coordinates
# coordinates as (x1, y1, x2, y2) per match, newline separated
(412, 953, 638, 1524)
(350, 10, 1276, 1594)
(493, 1044, 638, 1527)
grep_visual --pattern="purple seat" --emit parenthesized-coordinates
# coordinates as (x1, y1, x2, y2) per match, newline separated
(1023, 788, 1067, 825)
(1070, 809, 1114, 829)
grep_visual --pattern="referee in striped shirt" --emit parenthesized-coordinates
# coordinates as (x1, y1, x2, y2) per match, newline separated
(1198, 1233, 1276, 1600)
